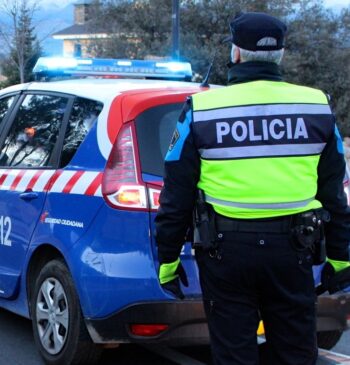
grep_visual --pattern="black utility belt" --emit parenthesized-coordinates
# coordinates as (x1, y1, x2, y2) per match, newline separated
(194, 206, 328, 264)
(214, 209, 329, 264)
(215, 214, 292, 233)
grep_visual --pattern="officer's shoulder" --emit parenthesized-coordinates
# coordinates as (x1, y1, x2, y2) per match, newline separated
(193, 85, 224, 95)
(191, 85, 229, 100)
(284, 82, 329, 102)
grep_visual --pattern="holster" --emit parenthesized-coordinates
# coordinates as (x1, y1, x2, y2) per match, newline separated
(291, 208, 330, 265)
(192, 190, 217, 251)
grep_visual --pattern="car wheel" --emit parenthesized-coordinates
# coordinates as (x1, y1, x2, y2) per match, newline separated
(31, 259, 102, 365)
(317, 330, 343, 350)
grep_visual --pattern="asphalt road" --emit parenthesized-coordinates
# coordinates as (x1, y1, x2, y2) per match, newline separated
(0, 308, 349, 365)
(0, 308, 210, 365)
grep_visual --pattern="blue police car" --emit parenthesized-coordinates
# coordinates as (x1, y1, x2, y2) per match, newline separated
(0, 57, 348, 364)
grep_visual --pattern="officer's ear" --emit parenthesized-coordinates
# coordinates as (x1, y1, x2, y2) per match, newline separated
(230, 44, 241, 64)
(233, 46, 241, 64)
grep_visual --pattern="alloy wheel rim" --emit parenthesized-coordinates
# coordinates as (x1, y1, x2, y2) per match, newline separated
(36, 277, 69, 355)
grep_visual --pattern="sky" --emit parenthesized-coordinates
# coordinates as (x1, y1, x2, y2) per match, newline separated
(40, 0, 72, 9)
(42, 0, 350, 9)
(324, 0, 350, 6)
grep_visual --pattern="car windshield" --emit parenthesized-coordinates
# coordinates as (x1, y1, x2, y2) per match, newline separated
(135, 102, 183, 177)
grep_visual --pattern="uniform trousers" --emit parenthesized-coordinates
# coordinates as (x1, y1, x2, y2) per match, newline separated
(195, 229, 318, 365)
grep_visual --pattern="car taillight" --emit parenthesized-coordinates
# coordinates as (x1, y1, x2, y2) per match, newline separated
(129, 324, 169, 337)
(114, 185, 147, 206)
(148, 187, 161, 210)
(257, 321, 265, 336)
(102, 123, 147, 210)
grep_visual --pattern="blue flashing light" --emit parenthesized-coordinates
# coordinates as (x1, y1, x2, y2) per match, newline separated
(33, 57, 192, 81)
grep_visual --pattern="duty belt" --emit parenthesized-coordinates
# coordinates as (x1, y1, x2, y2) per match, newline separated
(215, 214, 291, 233)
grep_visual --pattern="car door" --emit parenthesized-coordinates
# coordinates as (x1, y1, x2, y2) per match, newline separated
(0, 92, 72, 299)
(130, 91, 204, 296)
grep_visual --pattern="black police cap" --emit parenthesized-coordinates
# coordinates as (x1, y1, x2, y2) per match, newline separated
(226, 12, 287, 51)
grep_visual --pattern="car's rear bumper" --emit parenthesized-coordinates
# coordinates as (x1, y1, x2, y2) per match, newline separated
(86, 294, 350, 345)
(317, 293, 350, 331)
(85, 299, 208, 345)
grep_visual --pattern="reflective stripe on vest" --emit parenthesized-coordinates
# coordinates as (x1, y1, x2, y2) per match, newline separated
(205, 194, 315, 210)
(199, 142, 326, 159)
(193, 103, 332, 123)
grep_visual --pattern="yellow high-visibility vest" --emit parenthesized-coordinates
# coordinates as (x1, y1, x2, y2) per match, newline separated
(191, 80, 333, 219)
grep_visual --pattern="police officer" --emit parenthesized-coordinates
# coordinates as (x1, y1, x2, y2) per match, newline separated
(155, 11, 350, 365)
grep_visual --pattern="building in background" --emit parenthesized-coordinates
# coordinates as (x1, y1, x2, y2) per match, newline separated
(52, 0, 107, 57)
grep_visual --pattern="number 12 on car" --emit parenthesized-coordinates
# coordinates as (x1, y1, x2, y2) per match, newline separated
(0, 216, 12, 246)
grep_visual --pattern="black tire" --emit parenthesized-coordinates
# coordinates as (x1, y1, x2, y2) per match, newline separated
(317, 330, 343, 350)
(31, 259, 102, 365)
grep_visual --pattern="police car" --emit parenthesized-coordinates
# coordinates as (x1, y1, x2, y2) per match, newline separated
(0, 57, 348, 364)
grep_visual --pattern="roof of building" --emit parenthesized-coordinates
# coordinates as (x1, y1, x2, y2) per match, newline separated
(52, 23, 91, 36)
(52, 23, 100, 37)
(52, 24, 85, 37)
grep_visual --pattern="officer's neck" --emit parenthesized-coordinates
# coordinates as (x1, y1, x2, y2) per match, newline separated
(227, 61, 283, 85)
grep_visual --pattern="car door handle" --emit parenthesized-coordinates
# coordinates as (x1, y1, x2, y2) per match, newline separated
(19, 191, 38, 201)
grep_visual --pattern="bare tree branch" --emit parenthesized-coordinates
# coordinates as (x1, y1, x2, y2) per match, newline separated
(0, 0, 42, 84)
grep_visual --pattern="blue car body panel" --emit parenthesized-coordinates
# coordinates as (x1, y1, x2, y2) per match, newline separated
(0, 179, 47, 299)
(67, 205, 164, 318)
(68, 122, 106, 170)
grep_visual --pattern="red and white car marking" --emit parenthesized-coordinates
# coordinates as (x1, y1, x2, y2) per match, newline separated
(0, 169, 102, 197)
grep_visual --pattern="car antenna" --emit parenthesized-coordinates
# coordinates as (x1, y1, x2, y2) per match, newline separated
(200, 49, 218, 88)
(200, 37, 228, 88)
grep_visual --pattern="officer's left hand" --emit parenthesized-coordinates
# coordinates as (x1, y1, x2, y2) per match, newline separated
(318, 259, 350, 294)
(158, 258, 188, 299)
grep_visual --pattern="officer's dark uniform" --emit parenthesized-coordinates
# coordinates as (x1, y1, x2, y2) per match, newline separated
(155, 12, 350, 365)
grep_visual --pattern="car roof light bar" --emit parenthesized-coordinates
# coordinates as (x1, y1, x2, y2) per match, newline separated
(33, 57, 192, 81)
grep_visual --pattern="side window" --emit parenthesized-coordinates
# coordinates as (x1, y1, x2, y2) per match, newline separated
(0, 95, 15, 125)
(60, 97, 103, 167)
(0, 94, 69, 168)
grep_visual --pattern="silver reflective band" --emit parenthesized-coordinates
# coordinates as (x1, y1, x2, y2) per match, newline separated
(199, 143, 326, 159)
(193, 104, 332, 123)
(205, 195, 315, 210)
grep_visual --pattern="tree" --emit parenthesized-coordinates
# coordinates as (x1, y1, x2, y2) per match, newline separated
(87, 0, 298, 83)
(282, 1, 350, 135)
(0, 0, 42, 85)
(0, 0, 347, 132)
(87, 0, 173, 59)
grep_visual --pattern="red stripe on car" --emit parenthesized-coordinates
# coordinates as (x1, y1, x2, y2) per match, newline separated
(63, 171, 85, 193)
(85, 172, 102, 196)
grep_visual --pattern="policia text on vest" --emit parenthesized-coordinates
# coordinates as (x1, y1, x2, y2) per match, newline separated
(193, 99, 330, 162)
(216, 116, 308, 144)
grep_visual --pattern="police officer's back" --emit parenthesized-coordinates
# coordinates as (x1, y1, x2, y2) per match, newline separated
(155, 11, 350, 365)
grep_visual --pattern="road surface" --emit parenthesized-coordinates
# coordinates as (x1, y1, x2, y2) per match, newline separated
(0, 308, 349, 365)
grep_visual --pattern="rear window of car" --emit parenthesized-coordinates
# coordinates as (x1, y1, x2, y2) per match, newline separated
(135, 103, 183, 177)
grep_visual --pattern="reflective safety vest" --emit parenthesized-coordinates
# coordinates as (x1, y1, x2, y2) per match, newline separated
(191, 80, 334, 219)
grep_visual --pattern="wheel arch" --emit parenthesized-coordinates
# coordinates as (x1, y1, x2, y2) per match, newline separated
(26, 244, 67, 318)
